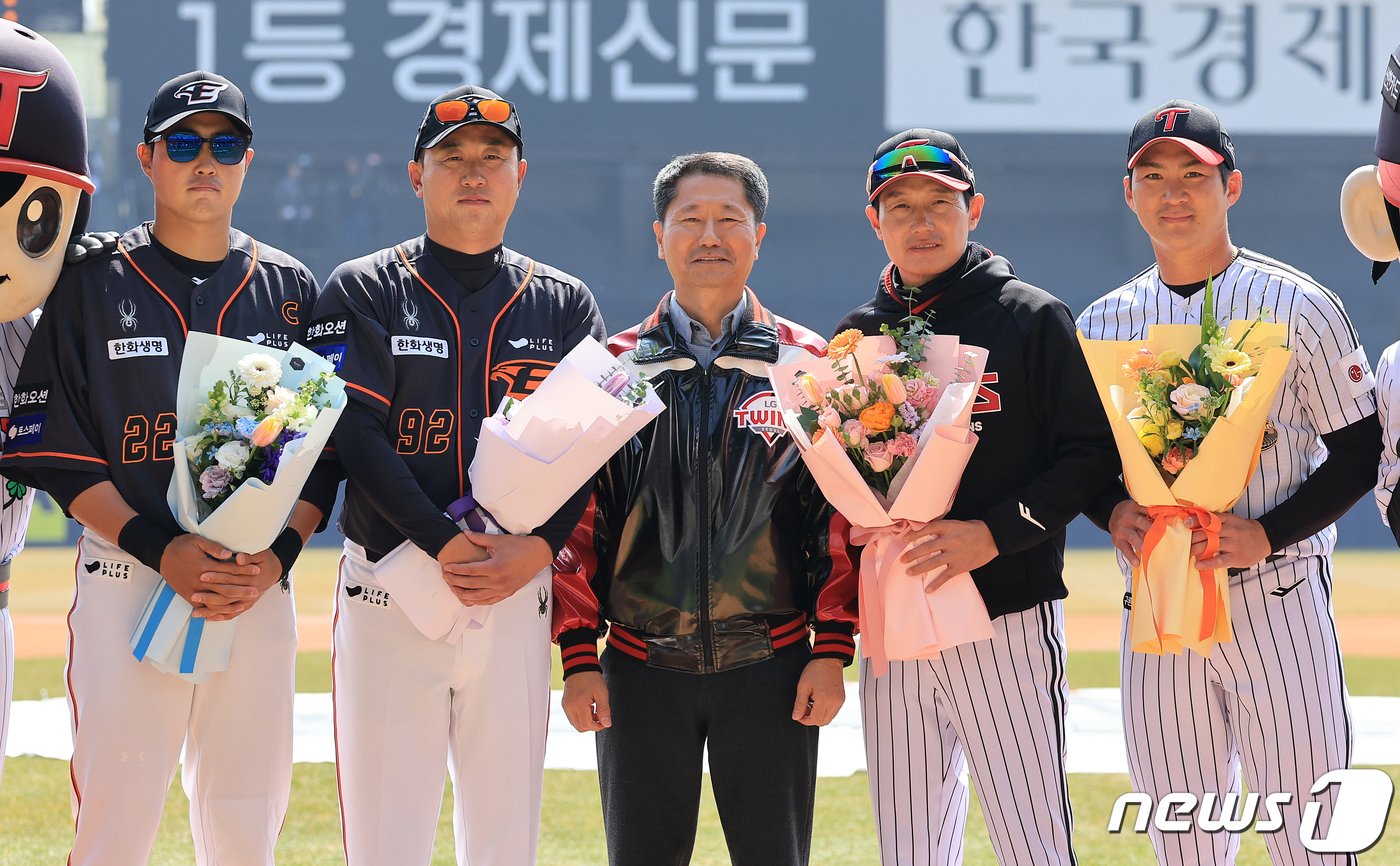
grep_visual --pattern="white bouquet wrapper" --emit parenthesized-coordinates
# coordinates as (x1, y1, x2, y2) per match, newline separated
(131, 333, 347, 682)
(368, 507, 503, 643)
(468, 335, 665, 535)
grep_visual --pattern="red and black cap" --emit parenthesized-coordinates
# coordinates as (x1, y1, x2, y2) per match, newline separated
(1127, 99, 1236, 172)
(0, 19, 93, 194)
(867, 128, 975, 203)
(143, 70, 253, 142)
(415, 84, 523, 158)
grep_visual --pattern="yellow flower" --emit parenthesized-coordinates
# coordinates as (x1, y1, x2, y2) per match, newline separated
(1166, 420, 1184, 440)
(880, 373, 907, 404)
(1211, 349, 1252, 377)
(1158, 350, 1182, 368)
(1149, 369, 1173, 386)
(858, 401, 896, 434)
(827, 329, 864, 361)
(1148, 405, 1169, 427)
(796, 373, 824, 406)
(1139, 431, 1166, 457)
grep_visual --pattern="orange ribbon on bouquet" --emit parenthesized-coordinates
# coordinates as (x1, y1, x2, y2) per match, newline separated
(1138, 502, 1222, 645)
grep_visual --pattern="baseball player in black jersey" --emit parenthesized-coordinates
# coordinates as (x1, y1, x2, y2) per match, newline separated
(308, 84, 604, 866)
(839, 129, 1120, 866)
(2, 71, 333, 866)
(1079, 100, 1382, 866)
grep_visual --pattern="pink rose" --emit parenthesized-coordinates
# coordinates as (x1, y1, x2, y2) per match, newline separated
(864, 439, 894, 473)
(905, 378, 942, 411)
(889, 432, 917, 459)
(817, 407, 841, 430)
(840, 419, 867, 447)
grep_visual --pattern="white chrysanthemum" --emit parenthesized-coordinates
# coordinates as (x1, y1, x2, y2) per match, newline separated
(215, 441, 251, 473)
(237, 353, 282, 390)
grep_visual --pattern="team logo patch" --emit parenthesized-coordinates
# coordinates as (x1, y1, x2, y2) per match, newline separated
(117, 298, 138, 332)
(390, 336, 449, 358)
(84, 557, 133, 581)
(1261, 420, 1278, 451)
(173, 79, 229, 106)
(1348, 364, 1364, 383)
(732, 391, 787, 446)
(344, 582, 391, 608)
(537, 586, 549, 618)
(0, 67, 49, 150)
(108, 337, 169, 359)
(401, 298, 420, 331)
(507, 336, 556, 352)
(490, 358, 557, 400)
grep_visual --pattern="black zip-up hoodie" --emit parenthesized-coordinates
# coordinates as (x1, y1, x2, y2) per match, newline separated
(835, 243, 1120, 618)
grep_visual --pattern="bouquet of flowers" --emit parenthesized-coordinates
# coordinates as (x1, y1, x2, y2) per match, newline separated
(371, 335, 664, 645)
(132, 333, 346, 681)
(769, 319, 994, 677)
(1079, 277, 1291, 657)
(1123, 277, 1268, 479)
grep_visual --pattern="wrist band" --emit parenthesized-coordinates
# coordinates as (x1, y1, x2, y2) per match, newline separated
(270, 526, 304, 582)
(118, 516, 177, 573)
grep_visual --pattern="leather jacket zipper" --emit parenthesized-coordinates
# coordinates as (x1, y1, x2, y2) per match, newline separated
(697, 364, 715, 673)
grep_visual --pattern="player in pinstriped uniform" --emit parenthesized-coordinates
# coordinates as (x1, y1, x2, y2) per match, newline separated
(0, 313, 37, 785)
(839, 129, 1121, 866)
(1377, 343, 1400, 545)
(1078, 100, 1382, 866)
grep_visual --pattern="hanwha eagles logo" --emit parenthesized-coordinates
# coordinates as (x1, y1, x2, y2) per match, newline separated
(732, 390, 787, 446)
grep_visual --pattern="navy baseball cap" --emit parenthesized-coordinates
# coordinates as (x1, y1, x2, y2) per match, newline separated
(143, 71, 252, 142)
(414, 84, 523, 158)
(1127, 99, 1235, 172)
(867, 128, 975, 203)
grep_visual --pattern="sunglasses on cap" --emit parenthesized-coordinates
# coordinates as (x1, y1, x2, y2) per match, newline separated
(151, 132, 251, 166)
(432, 96, 515, 124)
(868, 144, 971, 186)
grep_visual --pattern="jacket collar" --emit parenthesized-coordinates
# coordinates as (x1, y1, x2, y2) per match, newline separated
(632, 287, 780, 364)
(875, 242, 1003, 316)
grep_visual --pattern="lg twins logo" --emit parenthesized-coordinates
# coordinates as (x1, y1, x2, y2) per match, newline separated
(173, 79, 228, 105)
(733, 391, 787, 446)
(1348, 365, 1364, 383)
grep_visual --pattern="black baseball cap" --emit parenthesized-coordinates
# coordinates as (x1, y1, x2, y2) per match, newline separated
(1127, 99, 1235, 172)
(143, 71, 252, 142)
(0, 20, 93, 195)
(414, 84, 523, 158)
(867, 128, 975, 203)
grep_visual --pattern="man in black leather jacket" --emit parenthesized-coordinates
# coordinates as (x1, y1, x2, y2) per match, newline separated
(552, 152, 859, 866)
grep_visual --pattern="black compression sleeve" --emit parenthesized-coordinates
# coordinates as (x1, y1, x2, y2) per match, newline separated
(532, 480, 592, 556)
(333, 401, 461, 558)
(1256, 413, 1382, 551)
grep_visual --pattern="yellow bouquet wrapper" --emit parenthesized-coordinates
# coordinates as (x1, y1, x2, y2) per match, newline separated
(1078, 321, 1291, 656)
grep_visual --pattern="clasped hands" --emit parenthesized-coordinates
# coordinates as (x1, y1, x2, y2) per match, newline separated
(160, 534, 286, 622)
(437, 531, 552, 607)
(1107, 500, 1272, 571)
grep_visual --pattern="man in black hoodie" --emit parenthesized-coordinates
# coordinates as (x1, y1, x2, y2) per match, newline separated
(836, 129, 1118, 866)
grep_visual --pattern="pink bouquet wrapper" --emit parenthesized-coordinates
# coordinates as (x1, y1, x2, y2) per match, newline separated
(768, 334, 996, 676)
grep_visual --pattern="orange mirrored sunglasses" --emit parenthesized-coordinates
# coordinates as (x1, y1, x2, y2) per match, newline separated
(433, 97, 514, 124)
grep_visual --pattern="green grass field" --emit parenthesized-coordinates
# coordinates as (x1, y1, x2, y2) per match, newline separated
(2, 547, 1397, 864)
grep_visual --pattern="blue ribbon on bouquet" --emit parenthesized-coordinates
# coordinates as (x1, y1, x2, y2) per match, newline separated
(445, 493, 495, 533)
(132, 582, 179, 661)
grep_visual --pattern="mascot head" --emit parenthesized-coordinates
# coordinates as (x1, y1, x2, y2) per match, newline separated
(0, 19, 92, 320)
(1340, 42, 1400, 280)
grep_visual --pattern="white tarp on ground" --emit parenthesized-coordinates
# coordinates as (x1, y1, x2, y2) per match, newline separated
(10, 686, 1400, 776)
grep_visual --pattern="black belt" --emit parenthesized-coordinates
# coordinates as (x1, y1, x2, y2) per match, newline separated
(1227, 553, 1285, 577)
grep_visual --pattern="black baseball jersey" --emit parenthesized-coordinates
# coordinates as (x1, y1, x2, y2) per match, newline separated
(307, 236, 605, 559)
(1, 223, 319, 535)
